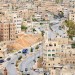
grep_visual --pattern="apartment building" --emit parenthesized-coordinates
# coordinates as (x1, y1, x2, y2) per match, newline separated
(62, 8, 69, 18)
(43, 40, 61, 68)
(43, 28, 73, 69)
(69, 9, 75, 22)
(57, 44, 75, 65)
(55, 37, 69, 45)
(69, 0, 75, 8)
(43, 36, 75, 70)
(69, 0, 75, 23)
(19, 9, 34, 20)
(69, 1, 75, 22)
(0, 12, 16, 41)
(60, 67, 75, 75)
(33, 14, 42, 21)
(43, 31, 61, 69)
(12, 13, 22, 34)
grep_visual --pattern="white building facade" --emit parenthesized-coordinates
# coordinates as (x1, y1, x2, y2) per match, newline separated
(12, 13, 22, 34)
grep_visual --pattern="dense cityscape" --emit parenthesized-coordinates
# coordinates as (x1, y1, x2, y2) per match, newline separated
(0, 0, 75, 75)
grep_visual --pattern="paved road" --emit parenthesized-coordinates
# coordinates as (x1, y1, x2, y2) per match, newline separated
(19, 50, 43, 74)
(4, 46, 42, 75)
(6, 54, 20, 75)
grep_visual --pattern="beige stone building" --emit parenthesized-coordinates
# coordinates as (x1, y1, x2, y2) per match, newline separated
(56, 37, 69, 45)
(43, 39, 61, 69)
(68, 0, 75, 23)
(69, 8, 75, 23)
(69, 0, 75, 8)
(43, 30, 75, 70)
(43, 32, 61, 69)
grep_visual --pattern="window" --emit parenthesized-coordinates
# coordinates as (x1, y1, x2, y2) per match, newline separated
(52, 54, 55, 57)
(48, 54, 51, 56)
(54, 43, 56, 46)
(46, 45, 48, 47)
(14, 17, 16, 18)
(48, 64, 50, 65)
(73, 62, 75, 64)
(52, 50, 55, 52)
(49, 44, 52, 46)
(48, 50, 51, 52)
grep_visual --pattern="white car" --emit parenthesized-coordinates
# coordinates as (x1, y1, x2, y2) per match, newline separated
(35, 69, 39, 72)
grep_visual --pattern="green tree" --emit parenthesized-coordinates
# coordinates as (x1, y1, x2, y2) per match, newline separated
(30, 48, 33, 52)
(56, 0, 59, 3)
(32, 28, 36, 32)
(40, 23, 43, 25)
(18, 56, 22, 60)
(71, 43, 75, 48)
(21, 25, 27, 32)
(32, 18, 37, 21)
(41, 31, 45, 36)
(35, 45, 39, 49)
(65, 20, 75, 39)
(56, 0, 63, 3)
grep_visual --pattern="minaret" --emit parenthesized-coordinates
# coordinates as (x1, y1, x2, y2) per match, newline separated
(44, 24, 50, 42)
(44, 31, 48, 43)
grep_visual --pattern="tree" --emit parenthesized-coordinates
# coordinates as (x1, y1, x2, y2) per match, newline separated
(30, 48, 33, 52)
(32, 28, 36, 32)
(56, 0, 63, 3)
(41, 18, 45, 21)
(40, 23, 43, 25)
(21, 25, 27, 32)
(15, 61, 19, 67)
(71, 43, 75, 48)
(41, 31, 45, 36)
(24, 27, 27, 32)
(32, 18, 37, 21)
(18, 56, 22, 60)
(35, 45, 39, 49)
(64, 20, 75, 39)
(56, 0, 59, 3)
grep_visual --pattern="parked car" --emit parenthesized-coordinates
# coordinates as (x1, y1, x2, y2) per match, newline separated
(0, 59, 4, 63)
(33, 59, 36, 62)
(25, 68, 28, 71)
(35, 69, 39, 72)
(18, 51, 21, 53)
(11, 62, 14, 64)
(7, 58, 11, 61)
